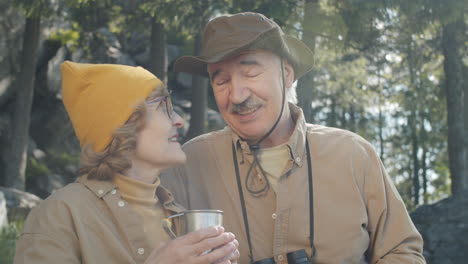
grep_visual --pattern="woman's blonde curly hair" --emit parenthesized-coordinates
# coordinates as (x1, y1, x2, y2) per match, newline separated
(77, 88, 169, 181)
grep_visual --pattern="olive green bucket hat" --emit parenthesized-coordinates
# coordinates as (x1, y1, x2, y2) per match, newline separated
(173, 12, 314, 80)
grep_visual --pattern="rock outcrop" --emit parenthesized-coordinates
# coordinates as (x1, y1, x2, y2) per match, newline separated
(411, 194, 468, 264)
(0, 187, 41, 222)
(0, 191, 7, 229)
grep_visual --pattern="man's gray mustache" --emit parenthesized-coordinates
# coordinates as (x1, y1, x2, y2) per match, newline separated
(229, 97, 266, 114)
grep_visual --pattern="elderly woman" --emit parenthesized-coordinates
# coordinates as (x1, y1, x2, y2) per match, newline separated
(14, 61, 239, 264)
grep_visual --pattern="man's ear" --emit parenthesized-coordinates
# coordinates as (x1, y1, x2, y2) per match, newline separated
(283, 61, 295, 88)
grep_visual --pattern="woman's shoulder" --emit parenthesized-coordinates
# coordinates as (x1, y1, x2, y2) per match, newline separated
(43, 181, 94, 205)
(21, 182, 95, 233)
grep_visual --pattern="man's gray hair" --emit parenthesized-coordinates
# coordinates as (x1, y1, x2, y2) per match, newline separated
(286, 81, 298, 104)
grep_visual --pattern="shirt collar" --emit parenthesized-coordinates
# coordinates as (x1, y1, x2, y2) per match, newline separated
(231, 103, 307, 167)
(77, 174, 183, 213)
(77, 175, 116, 198)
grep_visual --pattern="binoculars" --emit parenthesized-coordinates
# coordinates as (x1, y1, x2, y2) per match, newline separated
(253, 249, 311, 264)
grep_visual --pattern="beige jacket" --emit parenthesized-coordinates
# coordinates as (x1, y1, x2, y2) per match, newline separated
(14, 175, 182, 264)
(162, 104, 425, 264)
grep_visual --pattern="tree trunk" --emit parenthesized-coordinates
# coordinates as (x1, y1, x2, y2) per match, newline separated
(340, 108, 347, 128)
(349, 104, 356, 132)
(377, 65, 385, 161)
(185, 12, 209, 141)
(378, 95, 384, 161)
(3, 17, 41, 190)
(411, 114, 420, 206)
(465, 64, 468, 183)
(297, 0, 318, 123)
(422, 144, 428, 204)
(419, 113, 428, 204)
(328, 96, 337, 127)
(442, 20, 467, 195)
(405, 39, 420, 205)
(149, 18, 167, 83)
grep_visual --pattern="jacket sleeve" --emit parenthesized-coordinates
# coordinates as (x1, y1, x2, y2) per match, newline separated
(13, 201, 81, 264)
(161, 166, 191, 209)
(363, 142, 426, 264)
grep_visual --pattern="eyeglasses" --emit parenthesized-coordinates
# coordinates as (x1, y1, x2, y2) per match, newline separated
(146, 95, 174, 119)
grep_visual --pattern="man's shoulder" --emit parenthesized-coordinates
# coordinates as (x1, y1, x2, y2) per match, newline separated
(306, 123, 365, 140)
(305, 123, 375, 152)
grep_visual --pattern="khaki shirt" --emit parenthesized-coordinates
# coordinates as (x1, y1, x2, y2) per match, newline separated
(14, 175, 182, 264)
(162, 104, 425, 264)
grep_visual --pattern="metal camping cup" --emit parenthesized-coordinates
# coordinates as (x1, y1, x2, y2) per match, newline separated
(162, 210, 224, 239)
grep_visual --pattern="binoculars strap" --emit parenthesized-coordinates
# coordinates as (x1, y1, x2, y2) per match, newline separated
(231, 137, 315, 263)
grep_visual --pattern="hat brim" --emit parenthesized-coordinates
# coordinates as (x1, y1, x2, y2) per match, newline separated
(281, 35, 315, 79)
(174, 29, 314, 80)
(173, 49, 236, 78)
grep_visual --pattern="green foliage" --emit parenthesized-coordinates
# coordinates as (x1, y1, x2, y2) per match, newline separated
(302, 0, 348, 50)
(294, 0, 456, 208)
(399, 0, 467, 27)
(431, 153, 451, 201)
(229, 0, 300, 28)
(137, 0, 184, 21)
(49, 25, 81, 51)
(0, 221, 24, 264)
(25, 157, 50, 180)
(396, 177, 417, 212)
(47, 150, 80, 171)
(13, 0, 55, 18)
(66, 0, 120, 31)
(334, 0, 391, 50)
(25, 149, 79, 183)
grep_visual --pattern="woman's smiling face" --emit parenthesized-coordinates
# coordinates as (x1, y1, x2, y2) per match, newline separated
(133, 96, 186, 170)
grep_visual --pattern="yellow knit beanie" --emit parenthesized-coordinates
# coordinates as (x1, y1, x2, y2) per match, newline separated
(61, 61, 163, 152)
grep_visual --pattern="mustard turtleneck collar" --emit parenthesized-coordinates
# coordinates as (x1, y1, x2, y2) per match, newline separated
(112, 174, 160, 205)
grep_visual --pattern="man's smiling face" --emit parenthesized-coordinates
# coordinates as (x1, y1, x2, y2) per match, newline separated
(208, 49, 294, 142)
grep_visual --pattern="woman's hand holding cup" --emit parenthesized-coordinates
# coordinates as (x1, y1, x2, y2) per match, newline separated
(144, 226, 239, 264)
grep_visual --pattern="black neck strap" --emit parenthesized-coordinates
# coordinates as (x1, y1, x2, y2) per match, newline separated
(232, 137, 315, 263)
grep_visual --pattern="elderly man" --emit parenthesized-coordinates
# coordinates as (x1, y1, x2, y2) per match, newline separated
(163, 12, 425, 264)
